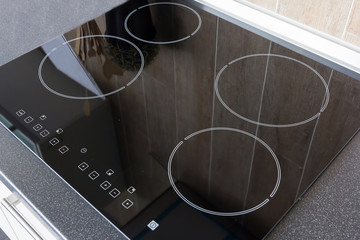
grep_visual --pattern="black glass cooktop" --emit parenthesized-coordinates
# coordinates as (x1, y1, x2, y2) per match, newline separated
(0, 0, 359, 239)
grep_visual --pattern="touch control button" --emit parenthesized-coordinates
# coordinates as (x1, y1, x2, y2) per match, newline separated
(39, 115, 47, 120)
(109, 188, 121, 198)
(58, 145, 69, 154)
(122, 199, 133, 209)
(127, 186, 136, 194)
(40, 130, 50, 137)
(78, 162, 89, 171)
(24, 116, 34, 123)
(88, 171, 99, 180)
(147, 220, 159, 231)
(56, 128, 63, 134)
(106, 169, 114, 176)
(49, 138, 59, 146)
(16, 109, 26, 116)
(33, 124, 43, 131)
(100, 181, 111, 190)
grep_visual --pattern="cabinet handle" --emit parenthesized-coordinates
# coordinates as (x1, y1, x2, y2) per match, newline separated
(2, 193, 45, 240)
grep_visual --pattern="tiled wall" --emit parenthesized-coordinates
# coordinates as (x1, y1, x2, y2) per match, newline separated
(241, 0, 360, 47)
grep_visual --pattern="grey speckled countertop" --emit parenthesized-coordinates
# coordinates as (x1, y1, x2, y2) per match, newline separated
(1, 0, 360, 239)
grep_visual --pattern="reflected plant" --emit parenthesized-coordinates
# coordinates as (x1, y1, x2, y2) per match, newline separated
(104, 0, 159, 71)
(106, 41, 159, 72)
(75, 19, 159, 74)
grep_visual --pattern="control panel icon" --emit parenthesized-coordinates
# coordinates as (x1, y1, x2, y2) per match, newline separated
(109, 188, 121, 198)
(58, 145, 69, 154)
(80, 148, 87, 154)
(16, 109, 25, 117)
(39, 115, 47, 120)
(56, 128, 63, 134)
(40, 130, 50, 137)
(49, 138, 59, 146)
(24, 116, 34, 123)
(33, 124, 43, 131)
(78, 162, 89, 171)
(127, 186, 136, 194)
(122, 199, 134, 209)
(147, 220, 159, 231)
(88, 171, 100, 180)
(106, 169, 114, 176)
(100, 181, 111, 190)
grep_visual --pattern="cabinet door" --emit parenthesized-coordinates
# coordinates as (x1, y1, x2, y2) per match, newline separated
(0, 180, 60, 240)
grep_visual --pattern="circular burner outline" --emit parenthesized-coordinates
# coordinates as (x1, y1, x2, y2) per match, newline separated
(124, 2, 202, 45)
(38, 34, 145, 100)
(167, 127, 281, 217)
(215, 54, 330, 128)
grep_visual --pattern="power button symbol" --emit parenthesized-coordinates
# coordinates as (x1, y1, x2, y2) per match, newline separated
(147, 220, 159, 231)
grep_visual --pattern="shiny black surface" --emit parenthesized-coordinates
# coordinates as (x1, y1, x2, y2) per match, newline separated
(0, 0, 359, 239)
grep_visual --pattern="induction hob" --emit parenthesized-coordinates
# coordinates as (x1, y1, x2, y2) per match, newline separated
(0, 0, 359, 239)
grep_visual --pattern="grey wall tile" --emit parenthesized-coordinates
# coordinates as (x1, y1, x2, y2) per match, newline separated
(143, 46, 175, 89)
(216, 18, 271, 69)
(209, 19, 272, 213)
(240, 42, 333, 237)
(174, 8, 217, 134)
(214, 56, 269, 124)
(122, 119, 150, 166)
(172, 5, 217, 201)
(115, 74, 148, 133)
(207, 130, 257, 212)
(255, 43, 332, 166)
(173, 131, 212, 202)
(144, 74, 177, 168)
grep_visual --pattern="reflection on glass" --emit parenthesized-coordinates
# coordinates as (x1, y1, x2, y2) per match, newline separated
(0, 0, 359, 239)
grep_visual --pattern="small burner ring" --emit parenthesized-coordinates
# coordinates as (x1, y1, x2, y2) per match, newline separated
(125, 2, 202, 44)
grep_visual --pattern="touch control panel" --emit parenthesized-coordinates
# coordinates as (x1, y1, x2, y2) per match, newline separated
(16, 108, 51, 139)
(33, 100, 145, 222)
(4, 99, 147, 226)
